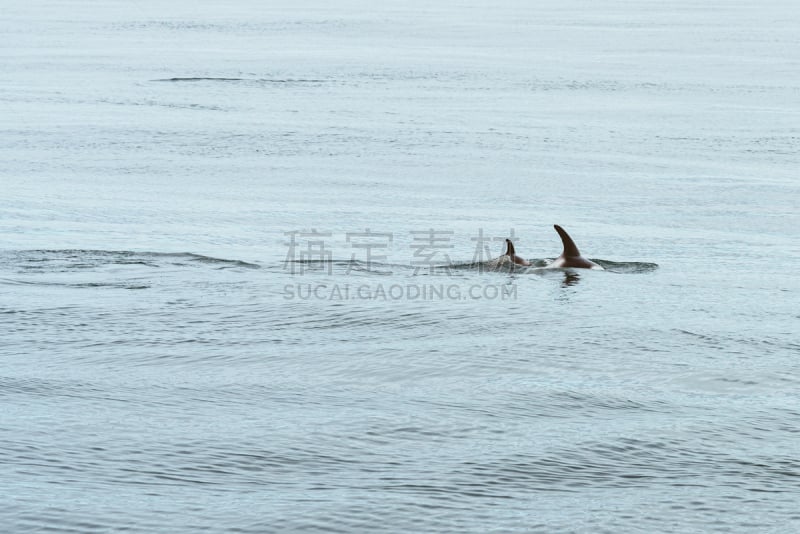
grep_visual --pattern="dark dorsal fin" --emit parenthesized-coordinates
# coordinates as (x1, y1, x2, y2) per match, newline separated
(504, 238, 516, 256)
(554, 225, 581, 257)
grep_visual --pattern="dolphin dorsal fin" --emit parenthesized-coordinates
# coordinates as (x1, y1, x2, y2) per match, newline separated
(504, 238, 516, 256)
(554, 225, 581, 257)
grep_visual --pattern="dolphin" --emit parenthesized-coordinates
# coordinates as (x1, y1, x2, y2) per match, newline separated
(503, 238, 531, 267)
(548, 225, 603, 270)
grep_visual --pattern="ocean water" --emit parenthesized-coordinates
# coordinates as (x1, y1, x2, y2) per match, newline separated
(2, 1, 799, 532)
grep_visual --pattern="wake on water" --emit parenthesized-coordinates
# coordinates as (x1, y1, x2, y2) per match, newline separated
(0, 250, 658, 282)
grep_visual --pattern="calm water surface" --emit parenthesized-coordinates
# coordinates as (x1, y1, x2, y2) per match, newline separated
(2, 1, 799, 532)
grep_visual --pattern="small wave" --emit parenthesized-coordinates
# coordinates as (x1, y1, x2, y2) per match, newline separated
(0, 277, 150, 290)
(159, 252, 260, 269)
(152, 77, 327, 84)
(284, 259, 401, 275)
(595, 259, 659, 273)
(152, 77, 242, 82)
(0, 376, 118, 402)
(0, 250, 260, 272)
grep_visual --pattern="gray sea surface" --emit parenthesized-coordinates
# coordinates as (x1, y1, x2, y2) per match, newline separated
(2, 1, 799, 532)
